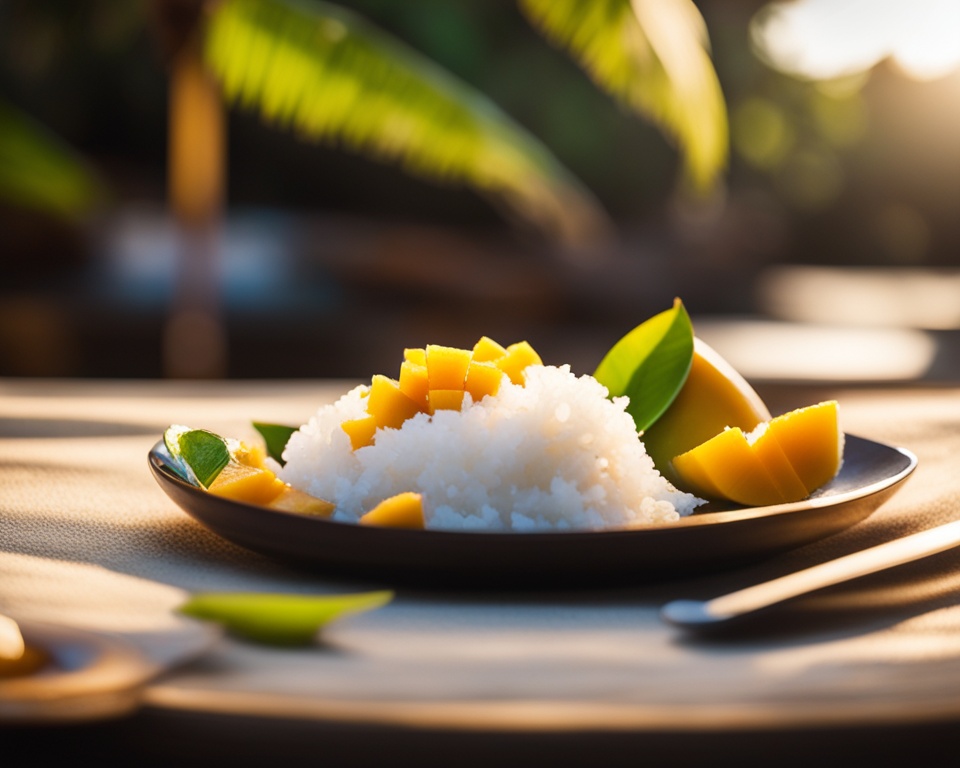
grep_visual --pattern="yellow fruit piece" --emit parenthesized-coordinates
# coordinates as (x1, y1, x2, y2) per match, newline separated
(495, 341, 542, 384)
(464, 360, 503, 402)
(359, 491, 425, 529)
(398, 360, 430, 410)
(471, 336, 507, 363)
(672, 400, 843, 506)
(762, 401, 843, 494)
(642, 338, 771, 486)
(403, 347, 426, 366)
(751, 424, 809, 501)
(366, 375, 422, 430)
(341, 414, 378, 450)
(233, 442, 267, 469)
(673, 428, 786, 507)
(208, 461, 287, 505)
(425, 345, 472, 390)
(428, 389, 464, 413)
(269, 486, 335, 517)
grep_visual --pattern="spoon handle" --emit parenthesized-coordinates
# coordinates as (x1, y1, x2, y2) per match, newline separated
(661, 519, 960, 631)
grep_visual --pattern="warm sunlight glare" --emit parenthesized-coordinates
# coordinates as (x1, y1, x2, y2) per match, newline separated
(757, 266, 960, 329)
(698, 320, 936, 382)
(751, 0, 960, 81)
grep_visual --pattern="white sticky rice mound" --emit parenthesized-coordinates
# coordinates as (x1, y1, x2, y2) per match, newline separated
(279, 365, 702, 531)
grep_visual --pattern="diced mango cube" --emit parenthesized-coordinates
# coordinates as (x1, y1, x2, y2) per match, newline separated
(464, 360, 503, 402)
(495, 341, 542, 385)
(341, 414, 378, 450)
(403, 347, 426, 366)
(398, 360, 430, 410)
(366, 375, 422, 430)
(359, 491, 425, 529)
(425, 345, 472, 390)
(269, 486, 335, 517)
(208, 461, 287, 505)
(471, 336, 507, 363)
(428, 389, 465, 413)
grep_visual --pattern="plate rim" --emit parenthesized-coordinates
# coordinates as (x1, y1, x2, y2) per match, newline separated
(148, 433, 917, 540)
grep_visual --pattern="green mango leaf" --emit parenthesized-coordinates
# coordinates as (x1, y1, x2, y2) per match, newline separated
(177, 429, 232, 488)
(593, 298, 694, 433)
(178, 590, 394, 645)
(252, 422, 298, 466)
(161, 424, 197, 484)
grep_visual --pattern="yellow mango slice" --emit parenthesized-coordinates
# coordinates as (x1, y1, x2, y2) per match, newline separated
(398, 360, 430, 410)
(464, 360, 503, 402)
(425, 345, 472, 390)
(471, 336, 507, 363)
(495, 341, 542, 384)
(672, 400, 843, 506)
(208, 461, 287, 505)
(428, 389, 465, 413)
(673, 428, 787, 507)
(366, 375, 422, 430)
(642, 338, 771, 486)
(341, 414, 378, 450)
(760, 401, 843, 494)
(751, 424, 809, 501)
(359, 491, 425, 529)
(269, 486, 335, 517)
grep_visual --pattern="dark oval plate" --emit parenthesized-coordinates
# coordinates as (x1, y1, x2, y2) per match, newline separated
(149, 435, 917, 587)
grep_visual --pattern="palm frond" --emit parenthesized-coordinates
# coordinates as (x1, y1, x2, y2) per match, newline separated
(519, 0, 728, 192)
(0, 100, 104, 220)
(202, 0, 612, 245)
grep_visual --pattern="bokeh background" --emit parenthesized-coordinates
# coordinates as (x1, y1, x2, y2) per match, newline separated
(3, 0, 959, 382)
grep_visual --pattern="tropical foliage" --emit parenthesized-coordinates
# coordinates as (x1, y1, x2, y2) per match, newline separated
(201, 0, 728, 243)
(1, 0, 728, 243)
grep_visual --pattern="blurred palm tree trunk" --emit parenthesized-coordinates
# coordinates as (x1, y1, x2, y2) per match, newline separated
(153, 0, 228, 378)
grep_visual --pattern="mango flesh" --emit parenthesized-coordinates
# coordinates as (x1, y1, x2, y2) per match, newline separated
(496, 341, 543, 385)
(425, 345, 473, 390)
(340, 414, 378, 450)
(398, 360, 429, 409)
(341, 336, 541, 449)
(642, 337, 771, 486)
(209, 459, 336, 515)
(672, 401, 843, 506)
(427, 389, 465, 413)
(464, 360, 503, 402)
(359, 491, 425, 529)
(208, 461, 288, 505)
(269, 487, 335, 517)
(366, 375, 421, 431)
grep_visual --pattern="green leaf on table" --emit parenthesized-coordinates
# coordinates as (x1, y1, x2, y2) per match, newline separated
(593, 298, 694, 433)
(252, 422, 298, 465)
(178, 590, 394, 645)
(177, 429, 232, 488)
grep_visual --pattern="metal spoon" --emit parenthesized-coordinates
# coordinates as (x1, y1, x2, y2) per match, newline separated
(661, 519, 960, 632)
